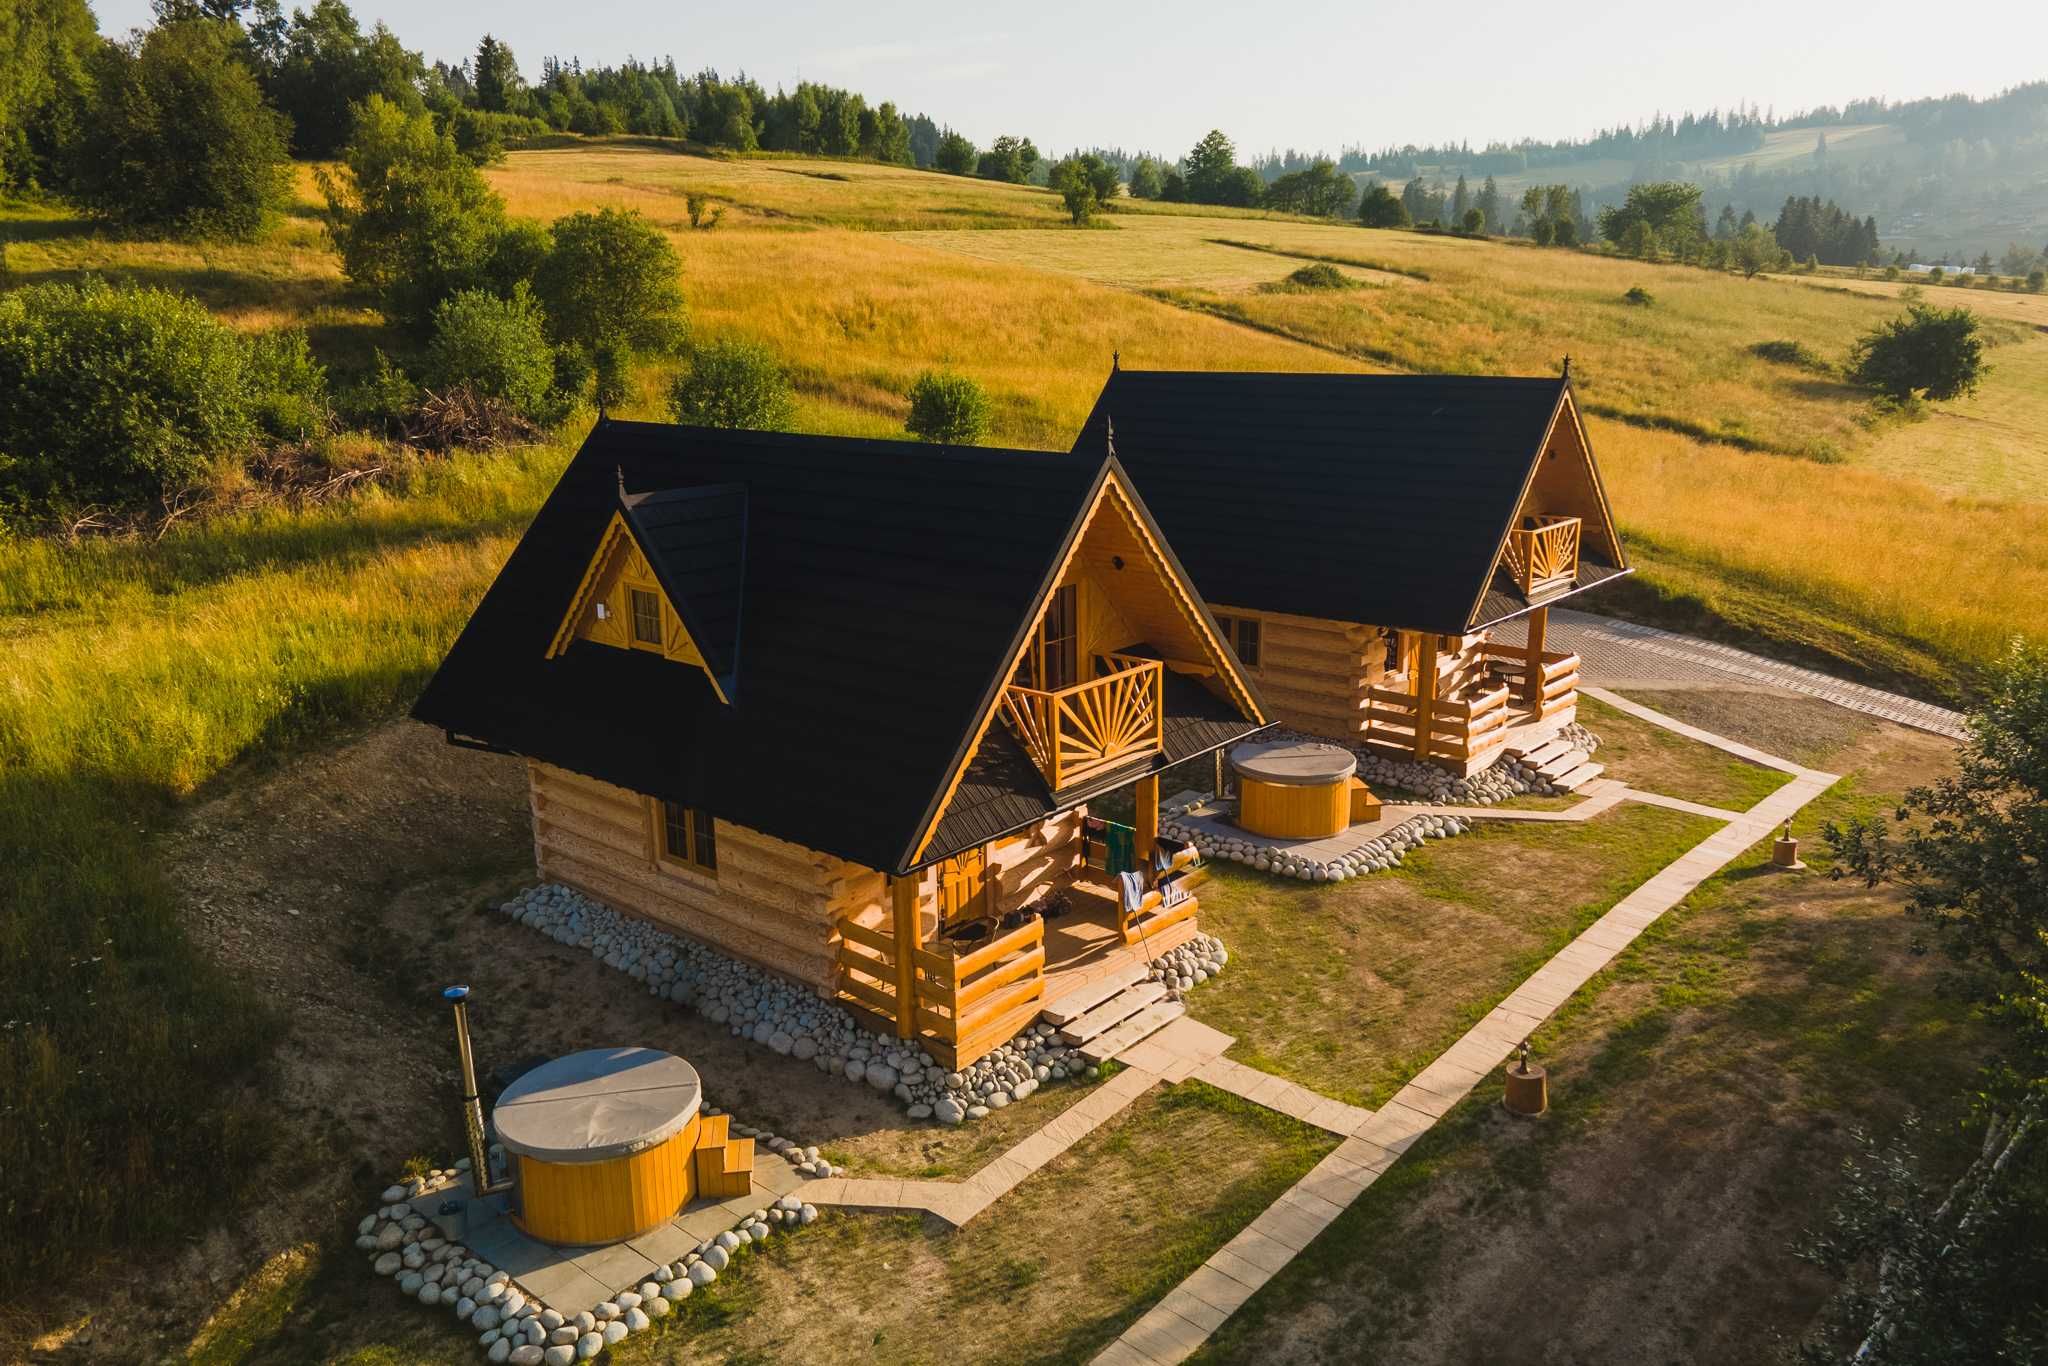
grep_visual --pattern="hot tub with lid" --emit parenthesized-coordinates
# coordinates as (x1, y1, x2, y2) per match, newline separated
(494, 1046, 702, 1245)
(1229, 739, 1360, 839)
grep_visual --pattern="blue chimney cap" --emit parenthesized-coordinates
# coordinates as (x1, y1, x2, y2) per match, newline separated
(443, 985, 471, 1001)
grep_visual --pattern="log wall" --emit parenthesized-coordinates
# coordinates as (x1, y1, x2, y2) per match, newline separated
(1215, 604, 1397, 741)
(527, 761, 886, 990)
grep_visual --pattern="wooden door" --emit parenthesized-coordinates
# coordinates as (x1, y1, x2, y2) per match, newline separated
(938, 846, 989, 922)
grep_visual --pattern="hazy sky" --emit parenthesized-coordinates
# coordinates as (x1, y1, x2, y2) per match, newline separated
(89, 0, 2041, 156)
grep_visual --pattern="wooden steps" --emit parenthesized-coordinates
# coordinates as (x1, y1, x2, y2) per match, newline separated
(1041, 963, 1149, 1027)
(692, 1113, 753, 1199)
(1551, 761, 1605, 792)
(1077, 1000, 1186, 1065)
(1055, 981, 1168, 1045)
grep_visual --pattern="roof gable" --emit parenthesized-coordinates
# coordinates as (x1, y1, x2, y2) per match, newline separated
(1073, 370, 1627, 634)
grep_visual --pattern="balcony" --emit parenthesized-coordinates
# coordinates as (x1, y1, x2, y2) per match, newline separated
(1502, 515, 1582, 596)
(999, 652, 1165, 792)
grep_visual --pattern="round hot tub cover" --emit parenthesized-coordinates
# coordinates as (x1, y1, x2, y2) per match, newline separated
(492, 1046, 702, 1164)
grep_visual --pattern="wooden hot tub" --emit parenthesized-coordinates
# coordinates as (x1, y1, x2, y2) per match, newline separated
(494, 1047, 701, 1246)
(1230, 740, 1359, 839)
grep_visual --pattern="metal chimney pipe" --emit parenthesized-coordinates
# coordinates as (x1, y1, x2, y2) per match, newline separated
(445, 985, 515, 1197)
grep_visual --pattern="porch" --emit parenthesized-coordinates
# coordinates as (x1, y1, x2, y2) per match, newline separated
(1362, 605, 1582, 775)
(831, 775, 1206, 1070)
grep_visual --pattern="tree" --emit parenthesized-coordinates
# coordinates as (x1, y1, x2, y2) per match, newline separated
(533, 207, 687, 408)
(1714, 204, 1739, 241)
(425, 283, 556, 420)
(1049, 153, 1115, 224)
(266, 0, 425, 158)
(976, 134, 1037, 183)
(472, 34, 518, 113)
(1357, 181, 1409, 228)
(1732, 221, 1779, 278)
(667, 337, 797, 431)
(1461, 207, 1484, 234)
(1183, 129, 1238, 203)
(319, 95, 513, 328)
(1618, 219, 1657, 259)
(933, 129, 975, 175)
(1599, 181, 1703, 254)
(904, 370, 990, 444)
(1450, 173, 1469, 225)
(1476, 175, 1503, 234)
(67, 19, 291, 239)
(1264, 159, 1354, 218)
(0, 0, 98, 194)
(1127, 156, 1164, 200)
(1845, 303, 1987, 403)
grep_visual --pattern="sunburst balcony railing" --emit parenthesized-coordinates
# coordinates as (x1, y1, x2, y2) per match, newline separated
(999, 652, 1164, 792)
(1502, 515, 1582, 596)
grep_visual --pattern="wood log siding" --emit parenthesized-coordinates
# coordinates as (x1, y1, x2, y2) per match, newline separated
(1211, 605, 1386, 739)
(528, 761, 886, 990)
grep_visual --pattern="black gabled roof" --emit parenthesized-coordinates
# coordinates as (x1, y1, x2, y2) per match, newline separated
(618, 482, 747, 700)
(413, 419, 1264, 876)
(1073, 370, 1617, 635)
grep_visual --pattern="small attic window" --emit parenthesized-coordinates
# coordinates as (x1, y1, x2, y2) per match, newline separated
(629, 588, 663, 646)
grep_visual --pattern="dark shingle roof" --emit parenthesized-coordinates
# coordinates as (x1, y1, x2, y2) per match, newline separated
(412, 420, 1265, 875)
(1073, 370, 1623, 634)
(619, 482, 747, 699)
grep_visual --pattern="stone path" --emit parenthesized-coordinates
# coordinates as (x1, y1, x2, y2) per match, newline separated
(1493, 608, 1966, 739)
(1092, 700, 1843, 1365)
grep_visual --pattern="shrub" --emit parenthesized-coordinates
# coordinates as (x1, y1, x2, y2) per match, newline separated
(1622, 285, 1654, 306)
(0, 280, 274, 516)
(1283, 263, 1355, 291)
(1461, 208, 1484, 234)
(533, 208, 688, 408)
(2030, 269, 2047, 294)
(338, 349, 420, 431)
(67, 20, 291, 239)
(1750, 338, 1831, 373)
(667, 338, 798, 431)
(1883, 264, 1902, 281)
(242, 328, 332, 441)
(1356, 183, 1410, 229)
(1847, 303, 1987, 402)
(904, 370, 991, 445)
(425, 284, 557, 420)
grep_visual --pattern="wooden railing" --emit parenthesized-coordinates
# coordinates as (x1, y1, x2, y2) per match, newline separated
(1000, 653, 1164, 791)
(1118, 865, 1203, 946)
(912, 916, 1045, 1069)
(1502, 515, 1582, 596)
(836, 913, 1048, 1070)
(1481, 646, 1582, 715)
(1365, 680, 1513, 765)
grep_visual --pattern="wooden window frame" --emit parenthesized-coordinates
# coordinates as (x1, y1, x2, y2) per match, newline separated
(627, 585, 665, 651)
(1034, 583, 1079, 690)
(1214, 614, 1262, 671)
(652, 798, 718, 876)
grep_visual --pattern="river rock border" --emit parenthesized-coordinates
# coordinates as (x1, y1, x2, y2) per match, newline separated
(360, 1160, 818, 1363)
(496, 885, 1230, 1125)
(1162, 806, 1475, 883)
(1263, 722, 1602, 805)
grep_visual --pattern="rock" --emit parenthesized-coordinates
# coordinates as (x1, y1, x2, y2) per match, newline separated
(372, 1251, 401, 1276)
(688, 1261, 718, 1287)
(907, 1102, 933, 1120)
(507, 1347, 545, 1366)
(662, 1279, 691, 1301)
(541, 1347, 573, 1366)
(714, 1230, 740, 1252)
(550, 1326, 579, 1346)
(487, 1340, 512, 1364)
(500, 1290, 526, 1318)
(380, 1184, 408, 1203)
(646, 1292, 671, 1318)
(625, 1306, 650, 1331)
(572, 1311, 595, 1334)
(472, 1306, 502, 1332)
(935, 1097, 965, 1124)
(703, 1243, 731, 1270)
(800, 1203, 818, 1225)
(615, 1291, 641, 1310)
(592, 1301, 619, 1321)
(398, 1271, 424, 1295)
(540, 1309, 564, 1331)
(375, 1223, 405, 1251)
(603, 1320, 629, 1345)
(864, 1060, 899, 1090)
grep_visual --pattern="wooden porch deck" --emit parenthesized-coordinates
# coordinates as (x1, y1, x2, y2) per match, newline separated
(1040, 882, 1201, 1004)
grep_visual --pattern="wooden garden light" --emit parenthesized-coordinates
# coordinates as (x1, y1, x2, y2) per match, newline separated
(1504, 1039, 1548, 1117)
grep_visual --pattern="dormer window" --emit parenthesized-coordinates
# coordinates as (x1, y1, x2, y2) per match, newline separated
(629, 587, 663, 647)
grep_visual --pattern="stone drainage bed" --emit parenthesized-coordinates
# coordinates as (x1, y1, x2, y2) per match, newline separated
(1268, 722, 1603, 805)
(497, 885, 1231, 1125)
(359, 1152, 821, 1363)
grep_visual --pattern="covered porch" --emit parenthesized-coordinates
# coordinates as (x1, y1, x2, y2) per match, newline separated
(830, 771, 1207, 1071)
(1363, 604, 1582, 775)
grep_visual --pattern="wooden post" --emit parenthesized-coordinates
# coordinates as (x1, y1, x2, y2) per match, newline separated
(1412, 637, 1438, 761)
(1524, 606, 1549, 707)
(1135, 773, 1159, 878)
(890, 874, 920, 1040)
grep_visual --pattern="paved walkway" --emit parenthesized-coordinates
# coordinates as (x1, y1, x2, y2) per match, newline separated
(1493, 608, 1966, 739)
(1093, 699, 1842, 1365)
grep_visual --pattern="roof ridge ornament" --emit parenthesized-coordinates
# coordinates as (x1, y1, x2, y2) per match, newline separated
(1112, 349, 1120, 373)
(616, 464, 627, 499)
(1561, 354, 1572, 380)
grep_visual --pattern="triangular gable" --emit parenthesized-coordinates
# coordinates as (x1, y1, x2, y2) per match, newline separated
(902, 458, 1266, 869)
(1464, 384, 1628, 628)
(546, 484, 747, 703)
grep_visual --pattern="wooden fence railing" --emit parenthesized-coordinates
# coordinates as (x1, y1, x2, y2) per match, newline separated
(1501, 515, 1582, 596)
(834, 917, 904, 1034)
(1364, 679, 1513, 764)
(912, 915, 1046, 1069)
(1000, 654, 1164, 791)
(1481, 646, 1582, 715)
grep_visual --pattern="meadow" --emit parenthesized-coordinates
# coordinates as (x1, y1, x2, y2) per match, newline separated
(2, 136, 2043, 1332)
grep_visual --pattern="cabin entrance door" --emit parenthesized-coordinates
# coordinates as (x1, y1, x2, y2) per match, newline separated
(937, 846, 990, 923)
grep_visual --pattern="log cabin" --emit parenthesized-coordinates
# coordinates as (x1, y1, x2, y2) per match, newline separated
(1075, 369, 1630, 774)
(412, 420, 1270, 1069)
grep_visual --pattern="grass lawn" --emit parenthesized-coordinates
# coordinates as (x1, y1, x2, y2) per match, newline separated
(1191, 722, 1988, 1364)
(199, 1082, 1333, 1366)
(1186, 804, 1721, 1107)
(1574, 694, 1793, 809)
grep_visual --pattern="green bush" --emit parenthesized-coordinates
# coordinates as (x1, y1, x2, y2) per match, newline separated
(67, 19, 292, 240)
(425, 284, 557, 420)
(905, 370, 992, 445)
(1622, 285, 1654, 306)
(533, 208, 688, 408)
(1847, 303, 1987, 402)
(337, 350, 421, 431)
(668, 338, 798, 431)
(1750, 338, 1831, 373)
(1281, 263, 1355, 291)
(0, 279, 323, 517)
(2030, 269, 2047, 294)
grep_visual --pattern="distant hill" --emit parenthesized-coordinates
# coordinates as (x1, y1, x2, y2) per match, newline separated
(1256, 84, 2048, 260)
